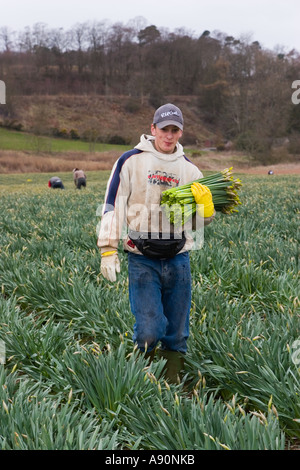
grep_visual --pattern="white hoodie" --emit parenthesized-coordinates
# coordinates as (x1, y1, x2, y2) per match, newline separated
(97, 134, 205, 255)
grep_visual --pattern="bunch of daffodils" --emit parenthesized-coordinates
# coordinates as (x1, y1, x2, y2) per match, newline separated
(160, 167, 242, 225)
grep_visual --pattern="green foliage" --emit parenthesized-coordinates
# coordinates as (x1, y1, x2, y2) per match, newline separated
(0, 173, 299, 449)
(121, 390, 285, 450)
(234, 131, 272, 157)
(69, 128, 80, 140)
(108, 135, 130, 145)
(0, 127, 129, 153)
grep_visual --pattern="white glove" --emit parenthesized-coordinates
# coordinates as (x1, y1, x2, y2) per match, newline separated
(101, 251, 120, 282)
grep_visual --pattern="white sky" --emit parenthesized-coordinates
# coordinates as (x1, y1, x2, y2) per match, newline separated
(0, 0, 299, 52)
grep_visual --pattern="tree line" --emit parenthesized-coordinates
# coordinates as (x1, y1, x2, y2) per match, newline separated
(0, 19, 300, 158)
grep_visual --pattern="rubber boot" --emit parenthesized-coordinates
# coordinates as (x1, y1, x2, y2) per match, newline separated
(158, 349, 185, 384)
(143, 348, 156, 364)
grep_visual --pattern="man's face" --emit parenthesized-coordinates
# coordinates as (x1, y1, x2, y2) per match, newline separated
(151, 124, 183, 154)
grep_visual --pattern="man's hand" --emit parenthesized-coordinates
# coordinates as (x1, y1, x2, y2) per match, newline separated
(191, 182, 214, 217)
(101, 251, 120, 282)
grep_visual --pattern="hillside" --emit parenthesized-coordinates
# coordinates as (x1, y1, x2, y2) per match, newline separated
(1, 94, 299, 175)
(3, 94, 216, 147)
(1, 23, 299, 175)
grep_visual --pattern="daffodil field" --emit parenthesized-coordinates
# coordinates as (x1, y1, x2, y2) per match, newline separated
(0, 171, 299, 450)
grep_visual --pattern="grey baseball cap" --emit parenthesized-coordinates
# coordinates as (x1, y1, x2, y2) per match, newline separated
(153, 103, 184, 130)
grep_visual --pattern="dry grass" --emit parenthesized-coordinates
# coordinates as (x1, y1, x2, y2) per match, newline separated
(5, 94, 214, 146)
(0, 148, 245, 174)
(1, 148, 300, 176)
(0, 149, 120, 173)
(2, 94, 299, 176)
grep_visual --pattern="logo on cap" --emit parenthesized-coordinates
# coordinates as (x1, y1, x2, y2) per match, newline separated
(161, 110, 180, 118)
(153, 103, 183, 130)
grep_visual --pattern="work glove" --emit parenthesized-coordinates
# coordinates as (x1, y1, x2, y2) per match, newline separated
(101, 250, 120, 282)
(191, 182, 214, 218)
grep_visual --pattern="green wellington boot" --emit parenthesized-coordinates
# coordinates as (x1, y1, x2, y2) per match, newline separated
(144, 348, 156, 364)
(157, 349, 185, 384)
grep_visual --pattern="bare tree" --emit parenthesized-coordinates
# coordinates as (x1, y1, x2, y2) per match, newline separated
(0, 26, 16, 52)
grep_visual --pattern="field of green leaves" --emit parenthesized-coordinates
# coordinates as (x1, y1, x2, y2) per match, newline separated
(0, 171, 299, 450)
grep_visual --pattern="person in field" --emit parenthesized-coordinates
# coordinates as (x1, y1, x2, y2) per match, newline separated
(97, 103, 215, 383)
(73, 168, 87, 189)
(48, 176, 65, 189)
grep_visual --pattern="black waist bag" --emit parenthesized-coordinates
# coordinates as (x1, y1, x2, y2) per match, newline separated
(129, 231, 186, 259)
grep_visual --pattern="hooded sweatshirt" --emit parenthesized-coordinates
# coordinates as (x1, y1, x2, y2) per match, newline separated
(97, 134, 205, 255)
(73, 169, 86, 181)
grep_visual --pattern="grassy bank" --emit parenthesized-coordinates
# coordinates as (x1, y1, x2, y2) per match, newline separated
(0, 127, 131, 173)
(0, 127, 130, 153)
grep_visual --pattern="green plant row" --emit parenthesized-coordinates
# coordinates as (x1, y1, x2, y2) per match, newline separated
(0, 174, 299, 449)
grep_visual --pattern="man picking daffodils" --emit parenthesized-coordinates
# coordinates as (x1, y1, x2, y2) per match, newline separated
(97, 103, 215, 383)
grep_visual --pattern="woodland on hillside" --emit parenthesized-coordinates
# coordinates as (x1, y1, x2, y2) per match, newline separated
(0, 19, 300, 161)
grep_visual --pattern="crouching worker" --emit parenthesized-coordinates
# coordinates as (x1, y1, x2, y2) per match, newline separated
(48, 176, 65, 189)
(97, 103, 215, 383)
(73, 168, 87, 189)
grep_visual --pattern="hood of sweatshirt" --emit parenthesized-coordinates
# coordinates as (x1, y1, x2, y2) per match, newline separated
(134, 134, 185, 162)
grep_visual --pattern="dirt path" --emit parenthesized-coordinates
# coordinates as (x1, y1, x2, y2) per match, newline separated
(237, 163, 300, 175)
(192, 152, 300, 175)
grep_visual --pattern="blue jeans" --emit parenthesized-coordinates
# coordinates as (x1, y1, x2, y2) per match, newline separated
(128, 252, 192, 353)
